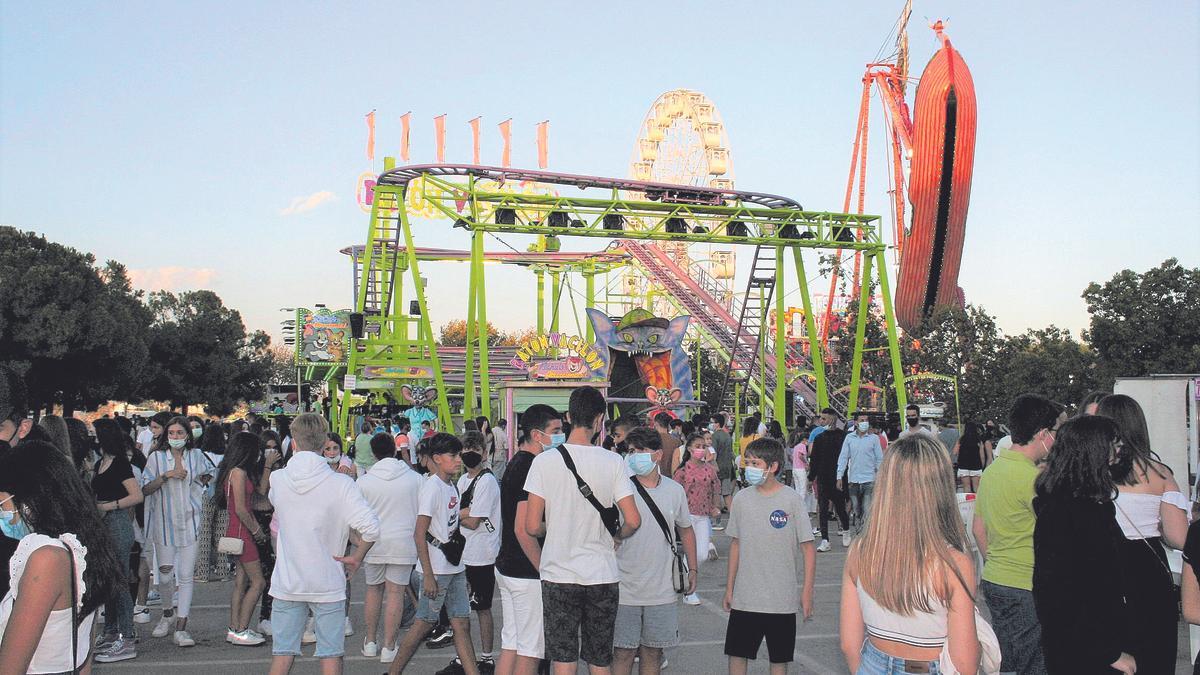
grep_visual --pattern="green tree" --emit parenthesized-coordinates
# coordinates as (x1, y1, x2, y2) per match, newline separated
(141, 290, 271, 415)
(1082, 258, 1200, 380)
(438, 319, 504, 347)
(903, 304, 1009, 423)
(0, 228, 151, 414)
(999, 327, 1100, 408)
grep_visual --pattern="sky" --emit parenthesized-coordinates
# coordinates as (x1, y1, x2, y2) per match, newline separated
(3, 2, 1198, 347)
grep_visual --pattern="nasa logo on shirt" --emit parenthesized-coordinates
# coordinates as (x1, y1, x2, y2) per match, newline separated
(769, 509, 789, 529)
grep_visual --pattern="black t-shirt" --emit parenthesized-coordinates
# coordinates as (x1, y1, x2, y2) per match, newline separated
(92, 454, 135, 502)
(495, 450, 541, 579)
(957, 440, 984, 470)
(1185, 520, 1200, 582)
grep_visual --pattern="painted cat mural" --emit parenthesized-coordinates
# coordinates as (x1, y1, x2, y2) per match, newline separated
(585, 308, 693, 416)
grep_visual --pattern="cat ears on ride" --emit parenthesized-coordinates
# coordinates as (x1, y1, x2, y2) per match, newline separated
(401, 385, 438, 406)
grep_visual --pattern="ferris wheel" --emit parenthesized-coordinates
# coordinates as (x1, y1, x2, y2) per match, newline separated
(625, 89, 738, 315)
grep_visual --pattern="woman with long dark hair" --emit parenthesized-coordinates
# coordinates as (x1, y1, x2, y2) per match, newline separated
(952, 422, 991, 493)
(215, 432, 269, 646)
(90, 418, 146, 662)
(139, 415, 215, 647)
(0, 441, 124, 672)
(1098, 394, 1186, 674)
(37, 415, 73, 466)
(1032, 415, 1136, 674)
(254, 429, 283, 636)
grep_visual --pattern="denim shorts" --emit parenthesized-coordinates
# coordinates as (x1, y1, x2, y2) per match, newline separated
(613, 603, 679, 650)
(414, 570, 471, 623)
(857, 639, 940, 674)
(271, 599, 344, 658)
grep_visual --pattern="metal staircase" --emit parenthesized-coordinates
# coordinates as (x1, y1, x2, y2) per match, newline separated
(719, 246, 778, 414)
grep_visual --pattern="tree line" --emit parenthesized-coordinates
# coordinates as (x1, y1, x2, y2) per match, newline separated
(0, 227, 275, 416)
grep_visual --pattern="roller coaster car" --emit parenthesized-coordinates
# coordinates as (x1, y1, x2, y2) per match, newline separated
(646, 188, 727, 206)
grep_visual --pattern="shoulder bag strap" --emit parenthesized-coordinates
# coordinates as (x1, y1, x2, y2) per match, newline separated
(630, 477, 677, 554)
(461, 469, 492, 510)
(64, 543, 79, 674)
(557, 445, 612, 521)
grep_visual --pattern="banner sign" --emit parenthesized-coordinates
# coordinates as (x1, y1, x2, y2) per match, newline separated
(296, 308, 351, 366)
(509, 332, 605, 380)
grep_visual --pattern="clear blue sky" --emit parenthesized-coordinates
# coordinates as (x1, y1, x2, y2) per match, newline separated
(3, 2, 1197, 344)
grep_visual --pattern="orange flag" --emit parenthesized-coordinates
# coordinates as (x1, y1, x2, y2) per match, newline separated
(469, 117, 481, 164)
(434, 115, 446, 163)
(498, 119, 512, 167)
(365, 110, 376, 161)
(400, 112, 411, 162)
(536, 120, 549, 169)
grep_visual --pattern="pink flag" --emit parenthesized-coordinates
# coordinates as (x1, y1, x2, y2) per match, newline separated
(400, 112, 411, 162)
(365, 110, 376, 161)
(469, 117, 481, 164)
(498, 119, 512, 167)
(434, 115, 446, 163)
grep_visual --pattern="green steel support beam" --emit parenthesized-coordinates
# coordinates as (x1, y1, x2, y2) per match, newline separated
(536, 268, 545, 335)
(474, 230, 492, 421)
(792, 248, 829, 410)
(584, 268, 596, 343)
(847, 252, 874, 416)
(549, 270, 561, 357)
(873, 249, 908, 415)
(773, 246, 787, 430)
(464, 234, 479, 420)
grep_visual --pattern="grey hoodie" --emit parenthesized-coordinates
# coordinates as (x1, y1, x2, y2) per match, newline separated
(268, 451, 380, 602)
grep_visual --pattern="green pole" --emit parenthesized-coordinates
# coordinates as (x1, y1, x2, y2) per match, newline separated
(536, 268, 545, 335)
(550, 269, 561, 357)
(848, 252, 874, 416)
(773, 246, 787, 430)
(476, 231, 492, 421)
(584, 267, 596, 342)
(792, 249, 828, 409)
(873, 249, 908, 414)
(464, 233, 479, 420)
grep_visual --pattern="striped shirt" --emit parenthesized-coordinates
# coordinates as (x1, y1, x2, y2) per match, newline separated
(141, 449, 214, 547)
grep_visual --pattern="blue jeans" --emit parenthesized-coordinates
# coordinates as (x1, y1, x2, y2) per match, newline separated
(414, 570, 471, 623)
(980, 580, 1046, 675)
(102, 509, 135, 638)
(847, 482, 874, 535)
(271, 599, 344, 658)
(857, 639, 940, 674)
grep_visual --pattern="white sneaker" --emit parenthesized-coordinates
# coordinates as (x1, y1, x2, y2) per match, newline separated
(229, 629, 264, 646)
(842, 530, 851, 547)
(817, 539, 831, 552)
(683, 593, 701, 606)
(173, 630, 195, 647)
(344, 616, 354, 636)
(381, 645, 399, 663)
(151, 617, 172, 638)
(132, 605, 152, 624)
(362, 640, 379, 657)
(302, 617, 317, 645)
(257, 619, 272, 636)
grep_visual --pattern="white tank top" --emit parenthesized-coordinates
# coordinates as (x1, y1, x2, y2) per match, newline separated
(0, 533, 95, 673)
(1114, 491, 1165, 540)
(856, 579, 948, 649)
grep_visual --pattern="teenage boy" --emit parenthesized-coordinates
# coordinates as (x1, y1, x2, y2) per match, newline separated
(722, 438, 815, 675)
(612, 428, 697, 675)
(524, 386, 642, 675)
(835, 412, 884, 537)
(495, 404, 560, 675)
(973, 395, 1064, 675)
(267, 413, 380, 675)
(652, 412, 681, 477)
(389, 433, 479, 675)
(455, 431, 503, 673)
(358, 431, 422, 663)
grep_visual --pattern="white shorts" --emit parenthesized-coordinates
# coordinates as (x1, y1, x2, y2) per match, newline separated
(364, 562, 413, 586)
(957, 469, 982, 478)
(496, 571, 544, 659)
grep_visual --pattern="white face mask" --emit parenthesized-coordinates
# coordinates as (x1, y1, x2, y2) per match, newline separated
(857, 421, 869, 433)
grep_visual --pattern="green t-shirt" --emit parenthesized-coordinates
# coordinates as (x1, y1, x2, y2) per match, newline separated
(353, 433, 377, 472)
(976, 450, 1039, 590)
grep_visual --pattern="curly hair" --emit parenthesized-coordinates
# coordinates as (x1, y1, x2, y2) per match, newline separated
(0, 441, 124, 620)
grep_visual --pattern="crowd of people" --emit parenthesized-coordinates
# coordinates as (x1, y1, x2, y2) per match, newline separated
(0, 366, 1196, 674)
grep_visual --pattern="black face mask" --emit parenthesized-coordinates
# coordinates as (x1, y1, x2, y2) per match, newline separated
(906, 417, 919, 427)
(461, 451, 483, 469)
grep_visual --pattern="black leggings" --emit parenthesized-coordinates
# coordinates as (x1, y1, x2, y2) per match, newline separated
(816, 482, 849, 542)
(254, 511, 276, 621)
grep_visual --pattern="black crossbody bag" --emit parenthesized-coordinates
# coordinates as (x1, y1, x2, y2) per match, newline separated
(630, 477, 690, 594)
(558, 445, 621, 537)
(424, 480, 466, 566)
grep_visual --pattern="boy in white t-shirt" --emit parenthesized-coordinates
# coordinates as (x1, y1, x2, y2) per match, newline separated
(457, 431, 502, 672)
(387, 433, 479, 675)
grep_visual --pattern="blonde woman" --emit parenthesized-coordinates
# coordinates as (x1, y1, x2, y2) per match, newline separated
(840, 435, 981, 674)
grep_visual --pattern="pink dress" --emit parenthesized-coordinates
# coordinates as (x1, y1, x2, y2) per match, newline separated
(225, 476, 260, 563)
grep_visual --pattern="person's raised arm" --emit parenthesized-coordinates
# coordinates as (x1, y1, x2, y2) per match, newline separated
(0, 547, 65, 675)
(945, 551, 981, 674)
(614, 494, 641, 541)
(514, 499, 542, 570)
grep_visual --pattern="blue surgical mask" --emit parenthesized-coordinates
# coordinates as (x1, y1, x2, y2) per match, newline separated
(0, 498, 30, 541)
(627, 452, 657, 476)
(191, 427, 203, 439)
(545, 432, 566, 450)
(744, 466, 767, 486)
(168, 438, 187, 450)
(857, 421, 870, 433)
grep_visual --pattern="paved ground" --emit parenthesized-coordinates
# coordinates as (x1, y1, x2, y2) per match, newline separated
(92, 525, 1194, 674)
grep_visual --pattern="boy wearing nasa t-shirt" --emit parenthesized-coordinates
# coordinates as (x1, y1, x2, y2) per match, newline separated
(722, 438, 815, 674)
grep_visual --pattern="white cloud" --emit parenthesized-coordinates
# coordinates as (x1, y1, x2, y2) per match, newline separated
(128, 266, 216, 291)
(279, 190, 335, 216)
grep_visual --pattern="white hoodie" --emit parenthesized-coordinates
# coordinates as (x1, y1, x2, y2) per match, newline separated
(357, 457, 421, 565)
(268, 451, 380, 602)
